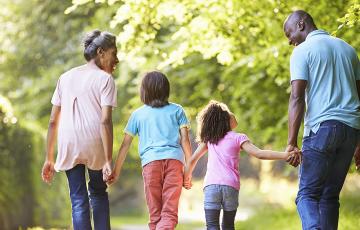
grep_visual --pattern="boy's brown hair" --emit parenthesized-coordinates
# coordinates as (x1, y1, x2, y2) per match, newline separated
(140, 71, 170, 107)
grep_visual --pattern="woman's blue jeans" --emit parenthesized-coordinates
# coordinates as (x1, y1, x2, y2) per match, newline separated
(296, 120, 359, 230)
(66, 164, 110, 230)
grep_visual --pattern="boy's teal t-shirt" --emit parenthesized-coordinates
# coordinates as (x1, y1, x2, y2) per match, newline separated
(124, 102, 190, 167)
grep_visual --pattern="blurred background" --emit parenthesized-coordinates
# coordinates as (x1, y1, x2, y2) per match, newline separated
(0, 0, 359, 229)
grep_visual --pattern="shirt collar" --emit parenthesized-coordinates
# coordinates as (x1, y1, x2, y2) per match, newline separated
(305, 30, 329, 41)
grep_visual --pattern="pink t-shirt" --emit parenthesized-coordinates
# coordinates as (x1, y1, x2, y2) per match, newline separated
(204, 131, 249, 190)
(51, 62, 117, 171)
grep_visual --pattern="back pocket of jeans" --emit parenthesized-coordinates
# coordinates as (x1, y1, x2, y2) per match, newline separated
(204, 185, 221, 203)
(310, 126, 336, 152)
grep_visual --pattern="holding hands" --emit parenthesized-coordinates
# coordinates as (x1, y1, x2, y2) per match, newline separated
(183, 168, 192, 190)
(285, 145, 302, 167)
(102, 160, 113, 184)
(104, 166, 121, 186)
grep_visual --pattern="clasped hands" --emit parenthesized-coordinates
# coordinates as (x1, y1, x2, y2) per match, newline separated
(286, 145, 302, 167)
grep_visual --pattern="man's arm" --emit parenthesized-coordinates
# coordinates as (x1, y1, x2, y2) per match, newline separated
(287, 80, 307, 166)
(288, 80, 307, 146)
(355, 80, 360, 170)
(41, 105, 61, 184)
(100, 106, 113, 177)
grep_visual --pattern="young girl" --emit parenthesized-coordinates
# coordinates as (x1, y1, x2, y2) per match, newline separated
(183, 100, 299, 230)
(106, 71, 192, 230)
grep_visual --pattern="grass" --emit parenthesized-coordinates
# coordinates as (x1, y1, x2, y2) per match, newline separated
(111, 214, 148, 226)
(110, 215, 203, 230)
(235, 193, 360, 230)
(26, 175, 360, 230)
(25, 193, 360, 230)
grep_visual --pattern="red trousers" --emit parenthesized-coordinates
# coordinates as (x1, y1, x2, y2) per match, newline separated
(142, 159, 184, 230)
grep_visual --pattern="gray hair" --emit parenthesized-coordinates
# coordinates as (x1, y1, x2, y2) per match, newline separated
(83, 30, 116, 61)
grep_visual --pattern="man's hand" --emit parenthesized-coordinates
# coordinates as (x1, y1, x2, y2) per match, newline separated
(286, 144, 302, 167)
(41, 160, 55, 184)
(354, 142, 360, 171)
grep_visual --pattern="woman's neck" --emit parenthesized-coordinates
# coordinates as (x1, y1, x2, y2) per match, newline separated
(88, 59, 101, 69)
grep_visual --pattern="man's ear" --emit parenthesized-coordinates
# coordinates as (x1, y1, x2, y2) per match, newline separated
(297, 20, 305, 31)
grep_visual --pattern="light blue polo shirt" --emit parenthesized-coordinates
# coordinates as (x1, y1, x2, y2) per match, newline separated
(124, 102, 190, 167)
(290, 30, 360, 136)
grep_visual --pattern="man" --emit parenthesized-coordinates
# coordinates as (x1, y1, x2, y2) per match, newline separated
(284, 10, 360, 230)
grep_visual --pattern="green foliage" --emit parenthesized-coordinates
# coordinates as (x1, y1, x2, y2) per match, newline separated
(0, 0, 359, 228)
(70, 0, 358, 150)
(0, 107, 35, 228)
(335, 1, 359, 31)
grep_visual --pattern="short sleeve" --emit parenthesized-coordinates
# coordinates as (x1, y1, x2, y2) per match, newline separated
(124, 112, 138, 137)
(290, 48, 309, 82)
(51, 78, 61, 106)
(100, 76, 117, 107)
(177, 106, 190, 130)
(236, 133, 249, 150)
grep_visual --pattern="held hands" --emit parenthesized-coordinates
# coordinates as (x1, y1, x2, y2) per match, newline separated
(183, 169, 192, 190)
(102, 161, 120, 186)
(102, 161, 113, 182)
(285, 145, 302, 167)
(105, 171, 119, 186)
(41, 160, 55, 184)
(104, 166, 120, 186)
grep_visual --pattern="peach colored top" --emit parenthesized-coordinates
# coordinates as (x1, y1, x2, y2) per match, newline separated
(51, 62, 117, 171)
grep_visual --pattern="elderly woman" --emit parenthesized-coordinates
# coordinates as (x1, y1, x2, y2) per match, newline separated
(41, 30, 119, 230)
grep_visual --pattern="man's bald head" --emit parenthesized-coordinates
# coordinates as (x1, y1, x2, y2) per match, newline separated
(284, 10, 316, 30)
(283, 10, 317, 46)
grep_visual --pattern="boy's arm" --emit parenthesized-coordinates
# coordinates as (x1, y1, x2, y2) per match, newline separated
(180, 127, 192, 165)
(107, 133, 133, 185)
(242, 141, 290, 160)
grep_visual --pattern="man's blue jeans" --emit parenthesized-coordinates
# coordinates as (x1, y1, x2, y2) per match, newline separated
(66, 164, 110, 230)
(296, 120, 359, 230)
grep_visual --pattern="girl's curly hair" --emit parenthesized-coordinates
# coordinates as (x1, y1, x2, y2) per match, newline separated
(196, 100, 231, 144)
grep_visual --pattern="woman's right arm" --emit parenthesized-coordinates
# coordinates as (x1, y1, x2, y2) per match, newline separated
(100, 106, 114, 178)
(242, 141, 290, 160)
(107, 133, 133, 185)
(41, 105, 61, 184)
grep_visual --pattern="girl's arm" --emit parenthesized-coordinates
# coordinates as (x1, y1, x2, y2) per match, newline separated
(107, 133, 133, 185)
(183, 143, 208, 189)
(242, 141, 290, 160)
(180, 127, 192, 165)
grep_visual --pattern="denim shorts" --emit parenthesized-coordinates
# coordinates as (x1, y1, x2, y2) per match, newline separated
(204, 184, 239, 211)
